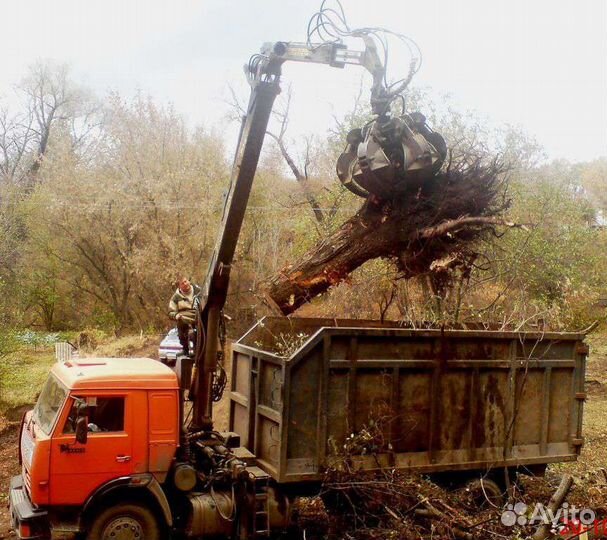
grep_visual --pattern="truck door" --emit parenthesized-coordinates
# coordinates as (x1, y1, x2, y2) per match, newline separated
(50, 394, 134, 505)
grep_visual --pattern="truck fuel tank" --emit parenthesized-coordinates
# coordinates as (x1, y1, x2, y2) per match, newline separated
(186, 486, 290, 538)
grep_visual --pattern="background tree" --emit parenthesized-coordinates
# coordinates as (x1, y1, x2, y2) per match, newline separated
(0, 62, 604, 334)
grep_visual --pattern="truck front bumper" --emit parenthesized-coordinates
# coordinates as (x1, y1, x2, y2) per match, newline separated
(9, 475, 49, 539)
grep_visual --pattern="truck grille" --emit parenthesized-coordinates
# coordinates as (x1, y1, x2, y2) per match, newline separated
(20, 424, 34, 467)
(23, 465, 32, 497)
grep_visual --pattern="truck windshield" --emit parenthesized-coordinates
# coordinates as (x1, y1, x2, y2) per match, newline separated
(33, 374, 67, 435)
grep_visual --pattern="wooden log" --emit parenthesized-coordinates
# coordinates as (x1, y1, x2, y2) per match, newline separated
(532, 474, 574, 540)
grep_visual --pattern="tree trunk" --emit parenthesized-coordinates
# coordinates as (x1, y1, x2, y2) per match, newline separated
(264, 159, 510, 315)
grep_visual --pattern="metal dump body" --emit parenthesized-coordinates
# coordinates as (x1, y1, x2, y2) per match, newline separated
(229, 317, 587, 484)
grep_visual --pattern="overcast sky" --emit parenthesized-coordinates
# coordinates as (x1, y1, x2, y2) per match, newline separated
(1, 0, 606, 162)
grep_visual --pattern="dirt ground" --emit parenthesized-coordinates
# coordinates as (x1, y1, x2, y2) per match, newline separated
(1, 333, 607, 539)
(0, 409, 26, 538)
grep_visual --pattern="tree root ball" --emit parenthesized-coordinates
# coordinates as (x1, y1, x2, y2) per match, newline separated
(265, 157, 511, 315)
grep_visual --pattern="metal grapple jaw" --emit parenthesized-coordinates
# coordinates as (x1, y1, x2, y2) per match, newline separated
(336, 112, 447, 200)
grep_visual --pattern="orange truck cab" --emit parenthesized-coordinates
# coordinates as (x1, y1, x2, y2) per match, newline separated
(9, 357, 180, 540)
(9, 355, 291, 540)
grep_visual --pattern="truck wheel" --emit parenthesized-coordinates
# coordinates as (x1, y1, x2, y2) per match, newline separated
(88, 503, 160, 540)
(464, 477, 503, 509)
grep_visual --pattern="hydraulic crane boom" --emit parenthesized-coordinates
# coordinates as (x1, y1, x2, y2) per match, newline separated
(190, 78, 280, 430)
(190, 40, 385, 431)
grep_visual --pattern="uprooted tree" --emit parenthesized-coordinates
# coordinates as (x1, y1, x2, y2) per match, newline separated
(264, 153, 514, 315)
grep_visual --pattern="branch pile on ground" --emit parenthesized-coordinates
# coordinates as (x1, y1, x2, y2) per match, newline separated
(292, 469, 606, 540)
(288, 425, 607, 540)
(295, 470, 607, 540)
(265, 156, 512, 315)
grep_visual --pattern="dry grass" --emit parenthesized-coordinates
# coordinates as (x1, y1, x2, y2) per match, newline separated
(0, 347, 56, 419)
(559, 332, 607, 474)
(85, 333, 160, 358)
(547, 331, 607, 518)
(0, 332, 162, 418)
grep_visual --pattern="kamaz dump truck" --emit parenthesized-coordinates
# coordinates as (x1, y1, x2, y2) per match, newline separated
(9, 320, 588, 539)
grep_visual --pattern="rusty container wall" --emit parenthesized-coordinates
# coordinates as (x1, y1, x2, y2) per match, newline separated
(228, 317, 587, 484)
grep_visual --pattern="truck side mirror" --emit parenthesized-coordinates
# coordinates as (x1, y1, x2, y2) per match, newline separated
(75, 416, 88, 444)
(75, 405, 88, 444)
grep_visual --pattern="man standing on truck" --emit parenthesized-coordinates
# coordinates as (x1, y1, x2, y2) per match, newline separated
(168, 275, 201, 356)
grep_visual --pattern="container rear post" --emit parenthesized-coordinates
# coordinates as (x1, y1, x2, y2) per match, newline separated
(572, 342, 589, 453)
(346, 337, 358, 443)
(279, 356, 290, 482)
(470, 367, 483, 463)
(428, 337, 444, 465)
(504, 339, 517, 461)
(388, 363, 400, 458)
(539, 367, 552, 456)
(316, 335, 331, 472)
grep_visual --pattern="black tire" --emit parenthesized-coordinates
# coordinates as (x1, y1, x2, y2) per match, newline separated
(87, 503, 160, 540)
(464, 477, 504, 509)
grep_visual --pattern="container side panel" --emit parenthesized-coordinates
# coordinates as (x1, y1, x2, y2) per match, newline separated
(548, 368, 573, 443)
(516, 341, 576, 360)
(441, 339, 511, 361)
(326, 370, 349, 453)
(328, 337, 350, 361)
(354, 369, 392, 433)
(287, 350, 321, 461)
(475, 371, 508, 448)
(258, 416, 280, 467)
(356, 337, 435, 361)
(438, 372, 472, 450)
(396, 370, 432, 452)
(232, 403, 250, 445)
(513, 369, 544, 446)
(234, 353, 251, 396)
(260, 361, 282, 410)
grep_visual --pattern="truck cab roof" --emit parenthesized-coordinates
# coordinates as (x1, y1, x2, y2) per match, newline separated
(52, 357, 179, 390)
